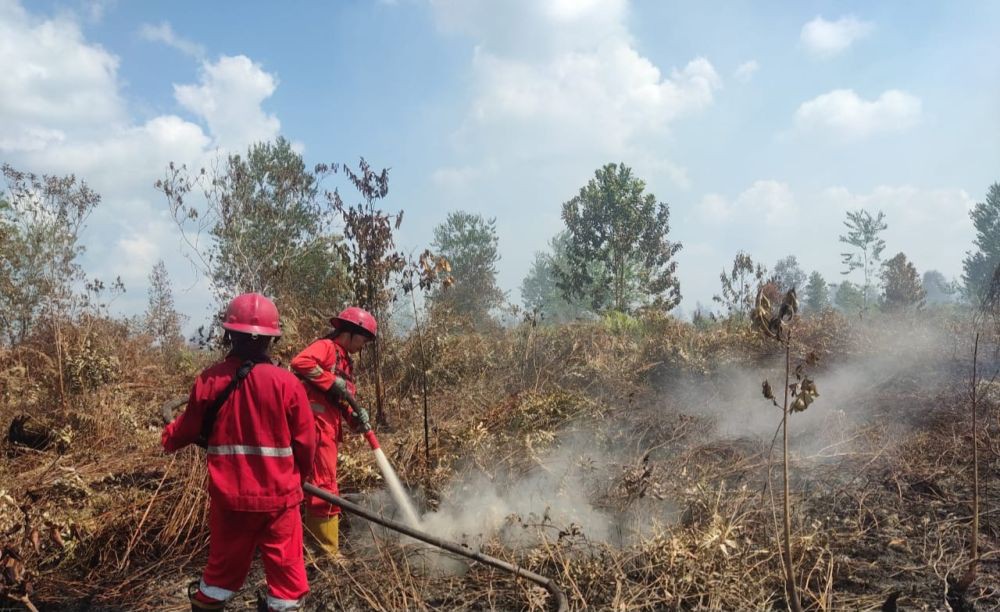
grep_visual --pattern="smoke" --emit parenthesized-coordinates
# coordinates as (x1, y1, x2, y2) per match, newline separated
(348, 432, 642, 575)
(420, 440, 615, 548)
(660, 316, 966, 455)
(348, 315, 972, 575)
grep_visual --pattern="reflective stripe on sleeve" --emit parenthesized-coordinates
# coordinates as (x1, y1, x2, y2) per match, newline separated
(206, 445, 293, 457)
(309, 402, 326, 414)
(305, 366, 324, 379)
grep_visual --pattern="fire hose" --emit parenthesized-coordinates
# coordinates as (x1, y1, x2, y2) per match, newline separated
(301, 483, 568, 611)
(160, 393, 570, 612)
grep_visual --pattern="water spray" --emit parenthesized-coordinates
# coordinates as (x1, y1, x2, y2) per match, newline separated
(302, 482, 568, 612)
(161, 393, 569, 611)
(338, 391, 422, 529)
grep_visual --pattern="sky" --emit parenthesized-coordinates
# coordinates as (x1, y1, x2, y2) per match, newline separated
(2, 0, 999, 325)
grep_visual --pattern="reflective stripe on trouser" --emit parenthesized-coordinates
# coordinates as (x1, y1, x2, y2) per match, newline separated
(189, 580, 226, 609)
(307, 413, 340, 518)
(267, 594, 304, 611)
(201, 500, 309, 604)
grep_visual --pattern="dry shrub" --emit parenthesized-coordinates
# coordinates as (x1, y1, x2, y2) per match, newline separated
(2, 308, 998, 610)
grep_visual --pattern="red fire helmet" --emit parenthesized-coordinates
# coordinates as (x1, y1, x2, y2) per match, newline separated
(330, 306, 377, 339)
(221, 293, 282, 337)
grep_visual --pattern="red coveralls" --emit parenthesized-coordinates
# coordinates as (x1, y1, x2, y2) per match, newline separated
(289, 338, 355, 519)
(162, 356, 316, 610)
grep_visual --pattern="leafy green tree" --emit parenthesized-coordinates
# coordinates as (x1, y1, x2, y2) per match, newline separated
(521, 232, 591, 324)
(714, 251, 767, 319)
(0, 164, 100, 345)
(156, 137, 350, 330)
(839, 209, 887, 310)
(803, 271, 830, 312)
(429, 211, 504, 328)
(881, 252, 926, 311)
(773, 255, 807, 294)
(962, 183, 1000, 302)
(834, 281, 865, 313)
(144, 260, 186, 349)
(556, 163, 682, 314)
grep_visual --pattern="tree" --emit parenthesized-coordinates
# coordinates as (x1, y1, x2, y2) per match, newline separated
(803, 271, 830, 312)
(429, 211, 504, 328)
(839, 209, 887, 311)
(834, 281, 865, 313)
(144, 260, 185, 349)
(156, 137, 350, 330)
(521, 232, 591, 324)
(329, 159, 407, 428)
(881, 252, 926, 311)
(691, 302, 717, 329)
(714, 251, 767, 319)
(0, 164, 100, 345)
(962, 183, 1000, 303)
(556, 163, 682, 314)
(773, 255, 807, 294)
(922, 270, 957, 305)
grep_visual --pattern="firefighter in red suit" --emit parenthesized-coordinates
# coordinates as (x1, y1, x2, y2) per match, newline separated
(162, 293, 316, 611)
(290, 306, 376, 555)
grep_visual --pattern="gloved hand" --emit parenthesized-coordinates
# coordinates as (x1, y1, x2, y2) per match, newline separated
(351, 405, 371, 430)
(328, 376, 349, 399)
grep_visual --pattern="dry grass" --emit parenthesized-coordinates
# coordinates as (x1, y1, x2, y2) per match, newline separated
(1, 308, 998, 610)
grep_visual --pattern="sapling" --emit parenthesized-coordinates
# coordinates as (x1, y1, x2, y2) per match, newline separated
(754, 287, 819, 612)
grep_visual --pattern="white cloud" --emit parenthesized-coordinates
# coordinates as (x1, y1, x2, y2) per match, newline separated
(795, 89, 921, 140)
(680, 180, 974, 314)
(0, 0, 125, 152)
(800, 15, 874, 58)
(432, 0, 719, 194)
(138, 21, 205, 58)
(0, 1, 285, 324)
(695, 180, 796, 226)
(174, 55, 281, 151)
(734, 60, 759, 83)
(116, 232, 159, 283)
(817, 185, 973, 275)
(83, 0, 115, 23)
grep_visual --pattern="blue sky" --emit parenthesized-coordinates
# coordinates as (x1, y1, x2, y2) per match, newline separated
(3, 0, 998, 325)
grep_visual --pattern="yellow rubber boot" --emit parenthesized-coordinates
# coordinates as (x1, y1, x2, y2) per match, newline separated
(304, 514, 339, 556)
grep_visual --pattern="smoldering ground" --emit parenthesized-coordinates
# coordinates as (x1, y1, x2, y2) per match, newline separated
(343, 314, 983, 579)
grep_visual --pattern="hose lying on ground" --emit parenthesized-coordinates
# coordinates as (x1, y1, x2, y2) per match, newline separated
(160, 396, 569, 611)
(303, 483, 570, 612)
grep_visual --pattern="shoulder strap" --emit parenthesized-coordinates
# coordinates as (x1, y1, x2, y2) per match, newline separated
(195, 360, 256, 449)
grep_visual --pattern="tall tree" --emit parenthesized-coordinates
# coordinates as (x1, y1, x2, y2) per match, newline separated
(429, 211, 504, 328)
(0, 164, 100, 345)
(839, 209, 887, 311)
(144, 260, 185, 349)
(881, 252, 926, 311)
(834, 281, 865, 313)
(772, 255, 807, 294)
(962, 183, 1000, 303)
(329, 159, 407, 428)
(556, 163, 682, 314)
(803, 271, 830, 312)
(521, 232, 591, 324)
(156, 137, 350, 331)
(714, 251, 767, 319)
